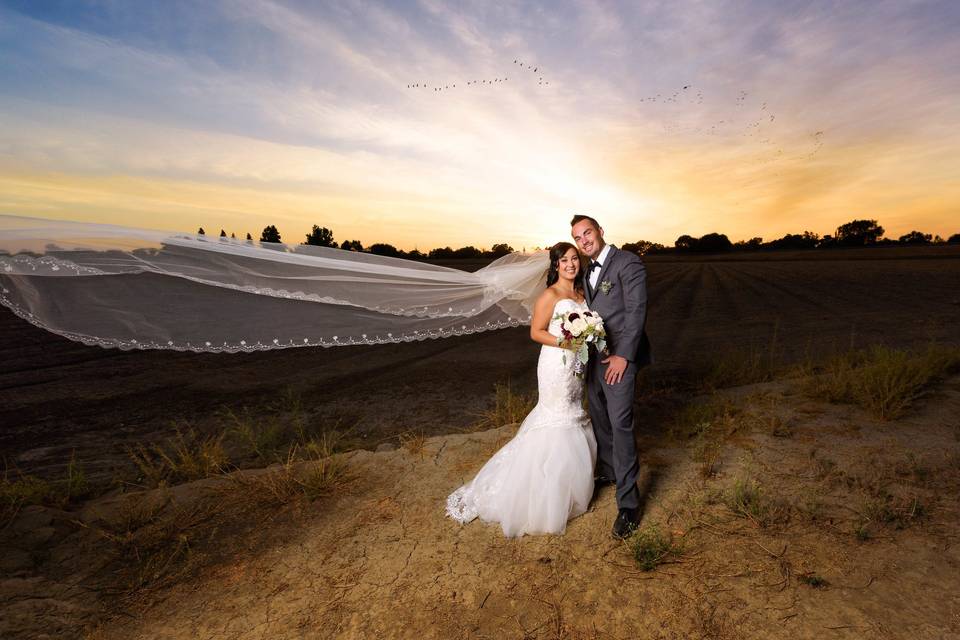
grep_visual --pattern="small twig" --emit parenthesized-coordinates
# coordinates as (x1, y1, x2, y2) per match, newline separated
(825, 624, 863, 630)
(752, 539, 787, 558)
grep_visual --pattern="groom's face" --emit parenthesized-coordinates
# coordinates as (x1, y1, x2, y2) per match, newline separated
(572, 220, 605, 259)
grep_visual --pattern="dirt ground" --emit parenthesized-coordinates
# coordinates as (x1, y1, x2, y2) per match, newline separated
(2, 246, 958, 481)
(2, 371, 958, 639)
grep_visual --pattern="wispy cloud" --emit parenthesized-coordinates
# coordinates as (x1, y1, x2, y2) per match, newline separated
(0, 0, 957, 248)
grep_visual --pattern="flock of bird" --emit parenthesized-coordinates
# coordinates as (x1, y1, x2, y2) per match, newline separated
(405, 58, 549, 92)
(644, 83, 826, 165)
(404, 58, 825, 167)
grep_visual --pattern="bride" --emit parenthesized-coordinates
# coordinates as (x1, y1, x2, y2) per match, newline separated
(445, 242, 597, 537)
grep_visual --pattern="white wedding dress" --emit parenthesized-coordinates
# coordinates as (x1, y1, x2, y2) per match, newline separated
(445, 298, 598, 537)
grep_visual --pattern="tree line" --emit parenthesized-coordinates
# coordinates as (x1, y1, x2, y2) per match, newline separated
(624, 219, 960, 255)
(195, 225, 516, 259)
(196, 218, 960, 259)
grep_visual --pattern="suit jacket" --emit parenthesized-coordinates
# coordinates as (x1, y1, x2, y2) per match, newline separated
(583, 245, 652, 366)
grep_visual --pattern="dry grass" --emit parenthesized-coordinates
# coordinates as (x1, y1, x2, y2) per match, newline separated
(86, 491, 225, 595)
(1, 452, 91, 527)
(127, 426, 229, 488)
(800, 343, 960, 420)
(85, 441, 355, 600)
(469, 380, 537, 431)
(224, 443, 353, 507)
(698, 323, 781, 390)
(723, 476, 787, 528)
(399, 430, 428, 458)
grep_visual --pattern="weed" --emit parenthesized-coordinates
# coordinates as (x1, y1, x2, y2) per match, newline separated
(859, 493, 926, 530)
(670, 396, 740, 441)
(798, 572, 828, 588)
(723, 476, 785, 527)
(629, 523, 681, 571)
(802, 344, 960, 420)
(698, 323, 781, 390)
(691, 424, 722, 478)
(1, 454, 92, 527)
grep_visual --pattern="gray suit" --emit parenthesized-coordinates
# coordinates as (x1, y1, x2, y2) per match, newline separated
(583, 245, 652, 510)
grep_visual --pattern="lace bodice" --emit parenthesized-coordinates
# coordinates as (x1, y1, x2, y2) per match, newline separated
(536, 298, 590, 415)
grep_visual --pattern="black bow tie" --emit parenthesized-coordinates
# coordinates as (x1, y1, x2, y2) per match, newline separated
(588, 260, 601, 272)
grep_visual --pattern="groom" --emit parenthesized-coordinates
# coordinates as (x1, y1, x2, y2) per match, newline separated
(571, 214, 652, 538)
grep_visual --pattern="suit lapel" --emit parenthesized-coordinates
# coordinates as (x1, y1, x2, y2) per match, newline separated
(593, 245, 617, 299)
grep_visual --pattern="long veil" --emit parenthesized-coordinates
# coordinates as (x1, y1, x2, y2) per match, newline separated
(0, 215, 550, 352)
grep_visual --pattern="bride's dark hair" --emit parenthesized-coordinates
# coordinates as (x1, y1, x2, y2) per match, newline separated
(546, 242, 584, 293)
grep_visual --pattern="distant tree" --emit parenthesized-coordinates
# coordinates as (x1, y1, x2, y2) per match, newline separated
(369, 243, 402, 257)
(487, 243, 514, 258)
(231, 232, 236, 239)
(898, 230, 932, 245)
(818, 234, 836, 248)
(406, 248, 426, 260)
(429, 246, 456, 259)
(220, 229, 227, 238)
(765, 231, 819, 250)
(948, 233, 960, 244)
(246, 232, 253, 242)
(453, 246, 483, 259)
(835, 219, 884, 246)
(696, 233, 733, 253)
(622, 240, 666, 255)
(339, 239, 364, 251)
(675, 235, 698, 251)
(198, 227, 206, 235)
(933, 235, 945, 244)
(305, 225, 336, 247)
(733, 237, 763, 251)
(260, 225, 281, 243)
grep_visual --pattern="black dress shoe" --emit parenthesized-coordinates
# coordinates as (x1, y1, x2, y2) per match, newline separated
(594, 475, 615, 487)
(612, 507, 640, 539)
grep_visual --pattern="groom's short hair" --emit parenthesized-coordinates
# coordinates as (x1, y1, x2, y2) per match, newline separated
(570, 214, 601, 230)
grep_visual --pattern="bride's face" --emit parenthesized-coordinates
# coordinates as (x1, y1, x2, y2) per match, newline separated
(557, 247, 580, 282)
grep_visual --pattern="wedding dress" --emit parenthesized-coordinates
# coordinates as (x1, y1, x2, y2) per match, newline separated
(445, 298, 597, 537)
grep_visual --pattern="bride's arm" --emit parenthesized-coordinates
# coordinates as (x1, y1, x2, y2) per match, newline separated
(529, 291, 567, 349)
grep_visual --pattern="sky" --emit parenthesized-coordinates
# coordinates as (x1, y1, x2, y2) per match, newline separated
(0, 0, 957, 251)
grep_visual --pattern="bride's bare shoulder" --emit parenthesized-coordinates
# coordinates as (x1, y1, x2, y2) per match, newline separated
(536, 286, 560, 305)
(533, 286, 560, 316)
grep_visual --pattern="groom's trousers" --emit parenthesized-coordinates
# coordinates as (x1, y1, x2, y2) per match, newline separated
(587, 356, 641, 511)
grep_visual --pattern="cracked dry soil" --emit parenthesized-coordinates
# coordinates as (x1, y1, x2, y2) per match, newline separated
(3, 376, 960, 639)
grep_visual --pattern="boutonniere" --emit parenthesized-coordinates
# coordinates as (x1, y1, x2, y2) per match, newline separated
(599, 280, 613, 295)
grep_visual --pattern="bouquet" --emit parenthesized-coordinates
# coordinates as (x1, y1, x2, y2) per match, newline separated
(555, 309, 608, 377)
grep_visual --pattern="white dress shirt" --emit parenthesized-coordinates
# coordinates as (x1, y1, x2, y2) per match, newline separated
(588, 243, 611, 289)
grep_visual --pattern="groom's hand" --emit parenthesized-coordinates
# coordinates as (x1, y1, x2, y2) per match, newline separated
(601, 355, 628, 385)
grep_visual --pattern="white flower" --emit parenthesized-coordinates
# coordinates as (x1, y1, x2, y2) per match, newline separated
(569, 318, 588, 336)
(585, 314, 599, 326)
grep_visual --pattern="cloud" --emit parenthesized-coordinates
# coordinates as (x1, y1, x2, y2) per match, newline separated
(0, 0, 958, 247)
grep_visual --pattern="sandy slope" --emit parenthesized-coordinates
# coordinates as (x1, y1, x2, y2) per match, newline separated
(2, 376, 960, 639)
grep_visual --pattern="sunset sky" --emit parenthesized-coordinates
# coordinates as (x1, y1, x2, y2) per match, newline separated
(0, 0, 957, 251)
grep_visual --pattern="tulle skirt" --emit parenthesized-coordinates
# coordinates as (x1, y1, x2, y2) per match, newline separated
(446, 404, 597, 537)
